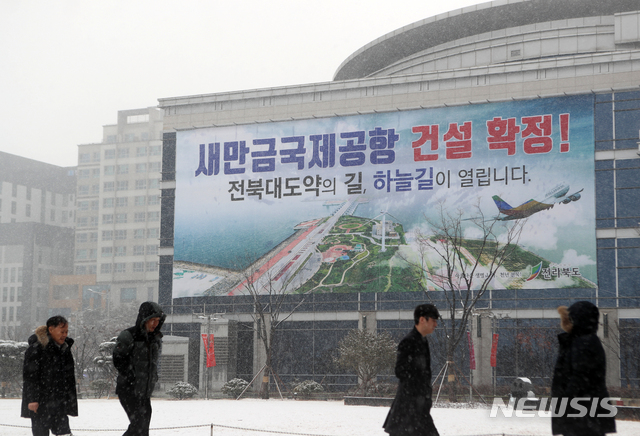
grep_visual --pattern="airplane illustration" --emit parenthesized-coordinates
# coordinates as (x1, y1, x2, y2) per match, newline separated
(492, 183, 583, 221)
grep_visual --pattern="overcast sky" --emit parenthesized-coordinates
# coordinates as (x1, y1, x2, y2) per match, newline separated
(0, 0, 483, 167)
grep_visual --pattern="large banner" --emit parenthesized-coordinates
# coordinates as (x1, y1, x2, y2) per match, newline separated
(173, 95, 596, 298)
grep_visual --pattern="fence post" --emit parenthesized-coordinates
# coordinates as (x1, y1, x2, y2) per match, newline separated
(210, 423, 214, 436)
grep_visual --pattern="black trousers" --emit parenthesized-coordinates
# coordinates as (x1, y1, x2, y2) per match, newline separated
(31, 413, 70, 436)
(118, 394, 152, 436)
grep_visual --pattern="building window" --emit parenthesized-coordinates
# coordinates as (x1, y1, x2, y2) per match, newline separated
(92, 152, 101, 162)
(103, 198, 114, 208)
(50, 210, 55, 221)
(78, 169, 91, 179)
(120, 287, 137, 302)
(116, 213, 127, 224)
(11, 201, 16, 214)
(104, 165, 115, 175)
(101, 247, 113, 257)
(149, 162, 161, 172)
(127, 114, 149, 124)
(147, 212, 159, 222)
(79, 153, 91, 163)
(100, 264, 112, 274)
(76, 249, 88, 260)
(102, 230, 113, 241)
(149, 145, 161, 156)
(134, 213, 146, 223)
(147, 228, 159, 239)
(117, 148, 129, 158)
(146, 245, 158, 255)
(148, 179, 159, 190)
(133, 262, 145, 272)
(77, 217, 89, 228)
(134, 229, 145, 239)
(115, 246, 126, 257)
(89, 232, 98, 242)
(25, 204, 31, 217)
(136, 163, 147, 173)
(103, 214, 114, 224)
(106, 135, 117, 144)
(117, 181, 129, 191)
(116, 197, 128, 208)
(146, 262, 158, 272)
(115, 230, 127, 240)
(117, 164, 129, 175)
(79, 200, 89, 211)
(135, 196, 146, 206)
(75, 266, 87, 275)
(147, 195, 160, 205)
(136, 147, 147, 157)
(114, 263, 126, 273)
(91, 184, 100, 195)
(135, 180, 147, 190)
(103, 182, 115, 192)
(91, 200, 99, 211)
(133, 245, 145, 256)
(76, 233, 88, 243)
(78, 185, 90, 196)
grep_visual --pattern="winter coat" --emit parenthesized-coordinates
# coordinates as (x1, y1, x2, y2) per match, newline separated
(383, 327, 439, 436)
(113, 301, 166, 398)
(551, 301, 616, 436)
(20, 326, 78, 420)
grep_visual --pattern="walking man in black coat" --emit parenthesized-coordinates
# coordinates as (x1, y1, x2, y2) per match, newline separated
(21, 315, 78, 436)
(551, 301, 616, 436)
(113, 301, 166, 436)
(384, 303, 440, 436)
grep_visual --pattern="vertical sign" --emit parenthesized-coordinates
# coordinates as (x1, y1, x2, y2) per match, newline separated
(201, 334, 216, 367)
(490, 333, 499, 368)
(467, 331, 476, 370)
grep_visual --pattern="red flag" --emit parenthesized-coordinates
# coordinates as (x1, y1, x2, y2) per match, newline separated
(201, 334, 216, 367)
(467, 331, 476, 370)
(490, 333, 499, 367)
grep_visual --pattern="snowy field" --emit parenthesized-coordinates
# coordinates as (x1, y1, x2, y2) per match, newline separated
(2, 398, 640, 436)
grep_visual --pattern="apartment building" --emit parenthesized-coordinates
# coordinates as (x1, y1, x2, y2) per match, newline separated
(75, 107, 163, 308)
(0, 151, 76, 339)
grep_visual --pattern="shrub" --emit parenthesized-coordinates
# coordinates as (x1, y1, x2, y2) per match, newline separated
(222, 378, 250, 398)
(167, 382, 198, 400)
(293, 380, 324, 397)
(90, 379, 112, 398)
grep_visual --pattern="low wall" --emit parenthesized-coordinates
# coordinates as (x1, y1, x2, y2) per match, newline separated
(344, 396, 393, 407)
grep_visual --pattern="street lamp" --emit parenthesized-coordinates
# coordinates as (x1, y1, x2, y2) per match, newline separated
(84, 286, 110, 319)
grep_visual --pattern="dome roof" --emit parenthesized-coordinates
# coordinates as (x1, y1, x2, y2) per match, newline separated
(333, 0, 640, 81)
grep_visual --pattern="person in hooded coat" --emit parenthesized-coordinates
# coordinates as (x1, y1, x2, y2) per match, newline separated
(21, 315, 78, 436)
(383, 304, 440, 436)
(551, 301, 616, 436)
(113, 301, 166, 436)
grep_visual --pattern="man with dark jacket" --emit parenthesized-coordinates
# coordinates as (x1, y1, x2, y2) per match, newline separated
(383, 304, 440, 436)
(21, 315, 78, 436)
(552, 301, 616, 436)
(113, 301, 166, 436)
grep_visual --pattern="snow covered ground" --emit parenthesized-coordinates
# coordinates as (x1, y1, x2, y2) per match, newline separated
(2, 398, 639, 436)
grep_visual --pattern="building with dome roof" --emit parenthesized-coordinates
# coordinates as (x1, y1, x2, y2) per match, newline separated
(158, 0, 640, 392)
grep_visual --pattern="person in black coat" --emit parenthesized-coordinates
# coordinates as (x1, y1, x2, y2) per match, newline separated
(21, 316, 78, 436)
(113, 301, 165, 436)
(383, 304, 440, 436)
(551, 301, 616, 436)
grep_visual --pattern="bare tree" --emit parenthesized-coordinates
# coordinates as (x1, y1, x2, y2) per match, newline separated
(240, 264, 309, 399)
(410, 200, 526, 400)
(335, 329, 396, 396)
